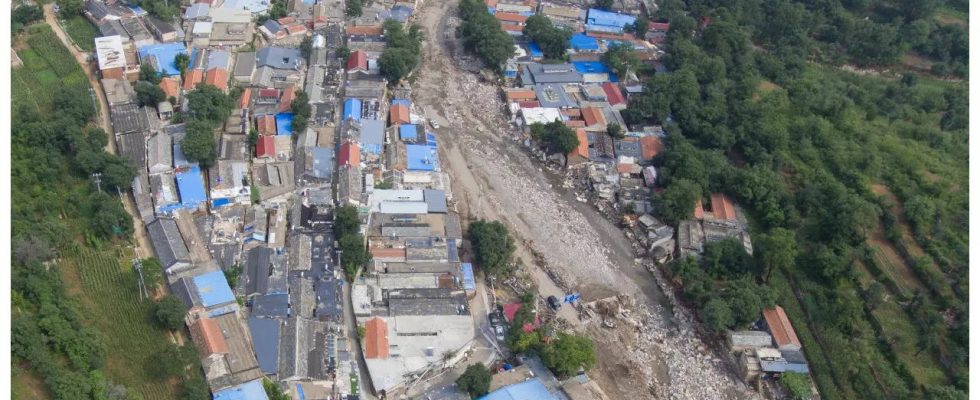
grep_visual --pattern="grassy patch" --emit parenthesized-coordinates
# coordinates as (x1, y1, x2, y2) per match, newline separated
(13, 25, 90, 112)
(935, 7, 967, 26)
(11, 367, 51, 400)
(64, 246, 179, 400)
(63, 16, 97, 52)
(873, 300, 948, 387)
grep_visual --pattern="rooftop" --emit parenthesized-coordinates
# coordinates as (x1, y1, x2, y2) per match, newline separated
(479, 378, 558, 400)
(764, 306, 801, 350)
(192, 270, 237, 308)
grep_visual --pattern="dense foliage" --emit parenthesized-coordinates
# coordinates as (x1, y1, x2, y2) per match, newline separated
(529, 121, 580, 155)
(346, 0, 363, 18)
(291, 90, 312, 133)
(155, 296, 188, 331)
(523, 15, 572, 60)
(456, 363, 492, 398)
(12, 4, 43, 32)
(643, 0, 968, 398)
(378, 20, 423, 84)
(467, 220, 516, 277)
(458, 0, 516, 70)
(540, 333, 597, 378)
(335, 205, 370, 280)
(781, 372, 813, 400)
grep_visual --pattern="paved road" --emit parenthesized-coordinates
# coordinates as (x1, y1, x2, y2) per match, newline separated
(43, 4, 156, 262)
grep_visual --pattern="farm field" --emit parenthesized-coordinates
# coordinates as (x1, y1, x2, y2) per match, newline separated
(62, 246, 178, 400)
(62, 15, 97, 52)
(12, 24, 88, 112)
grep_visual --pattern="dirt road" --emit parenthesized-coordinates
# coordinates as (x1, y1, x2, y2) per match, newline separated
(409, 2, 758, 398)
(44, 5, 155, 260)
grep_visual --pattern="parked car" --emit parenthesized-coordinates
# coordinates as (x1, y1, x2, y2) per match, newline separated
(495, 325, 506, 342)
(547, 295, 561, 311)
(430, 119, 440, 129)
(489, 312, 501, 326)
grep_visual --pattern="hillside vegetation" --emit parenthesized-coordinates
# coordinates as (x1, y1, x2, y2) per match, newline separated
(630, 1, 968, 398)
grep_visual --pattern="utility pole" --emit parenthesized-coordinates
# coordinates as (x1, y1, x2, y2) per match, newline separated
(92, 172, 103, 193)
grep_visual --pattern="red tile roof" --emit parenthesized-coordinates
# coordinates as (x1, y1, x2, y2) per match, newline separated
(501, 24, 524, 32)
(279, 84, 296, 113)
(693, 199, 705, 219)
(256, 135, 275, 157)
(570, 128, 589, 159)
(764, 306, 801, 350)
(389, 104, 410, 125)
(258, 88, 279, 99)
(561, 108, 582, 118)
(347, 25, 384, 36)
(505, 88, 537, 101)
(564, 120, 586, 128)
(204, 67, 228, 91)
(190, 317, 229, 355)
(364, 317, 389, 359)
(238, 87, 252, 109)
(370, 247, 406, 260)
(257, 114, 277, 136)
(518, 100, 540, 108)
(347, 50, 368, 72)
(601, 82, 626, 106)
(648, 22, 670, 31)
(277, 16, 297, 25)
(710, 193, 736, 221)
(581, 107, 606, 126)
(182, 69, 205, 91)
(502, 303, 540, 333)
(495, 12, 528, 24)
(285, 24, 307, 35)
(640, 135, 664, 161)
(339, 142, 360, 166)
(160, 77, 180, 99)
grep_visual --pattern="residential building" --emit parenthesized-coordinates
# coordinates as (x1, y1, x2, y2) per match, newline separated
(763, 306, 802, 351)
(94, 35, 125, 79)
(147, 217, 191, 273)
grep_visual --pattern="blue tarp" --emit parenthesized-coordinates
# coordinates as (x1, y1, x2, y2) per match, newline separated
(296, 383, 306, 400)
(527, 42, 543, 58)
(425, 132, 437, 147)
(127, 4, 147, 16)
(138, 43, 187, 76)
(461, 263, 475, 291)
(406, 145, 438, 171)
(276, 112, 293, 136)
(479, 379, 557, 400)
(212, 198, 232, 208)
(391, 99, 411, 108)
(586, 8, 636, 33)
(343, 98, 362, 121)
(572, 61, 619, 82)
(213, 379, 270, 400)
(176, 166, 207, 208)
(400, 124, 418, 140)
(192, 270, 236, 308)
(569, 33, 599, 51)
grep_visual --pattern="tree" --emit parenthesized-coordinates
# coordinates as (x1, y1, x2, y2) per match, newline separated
(174, 53, 190, 77)
(606, 122, 624, 139)
(379, 47, 418, 84)
(185, 84, 233, 127)
(140, 63, 162, 84)
(630, 16, 649, 37)
(339, 234, 369, 280)
(336, 46, 351, 61)
(346, 0, 363, 18)
(532, 121, 579, 155)
(180, 120, 217, 167)
(459, 0, 515, 70)
(653, 178, 701, 225)
(300, 36, 313, 61)
(290, 91, 312, 134)
(924, 385, 968, 400)
(263, 379, 291, 400)
(754, 228, 797, 282)
(87, 192, 133, 239)
(540, 333, 596, 377)
(136, 81, 166, 107)
(468, 220, 516, 277)
(335, 205, 361, 239)
(224, 263, 242, 289)
(865, 281, 885, 311)
(154, 296, 187, 331)
(723, 280, 770, 326)
(780, 372, 812, 400)
(602, 42, 640, 78)
(148, 345, 188, 379)
(594, 0, 614, 10)
(101, 156, 136, 191)
(181, 375, 210, 400)
(12, 5, 43, 27)
(523, 15, 571, 59)
(57, 0, 85, 17)
(456, 363, 492, 398)
(701, 298, 734, 331)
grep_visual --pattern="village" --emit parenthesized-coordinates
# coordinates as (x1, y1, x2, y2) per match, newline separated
(77, 0, 813, 399)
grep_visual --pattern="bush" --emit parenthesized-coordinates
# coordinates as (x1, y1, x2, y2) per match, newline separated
(781, 372, 812, 400)
(468, 220, 516, 277)
(456, 363, 492, 398)
(540, 333, 596, 377)
(154, 295, 187, 331)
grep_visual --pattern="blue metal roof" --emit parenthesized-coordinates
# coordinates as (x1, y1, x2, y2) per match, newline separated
(176, 166, 207, 208)
(343, 98, 362, 121)
(192, 270, 236, 308)
(425, 132, 437, 147)
(572, 61, 618, 82)
(276, 112, 293, 136)
(586, 9, 636, 31)
(569, 33, 599, 51)
(461, 263, 475, 291)
(138, 43, 187, 76)
(527, 42, 543, 58)
(399, 124, 418, 140)
(406, 145, 438, 171)
(479, 379, 557, 400)
(213, 379, 269, 400)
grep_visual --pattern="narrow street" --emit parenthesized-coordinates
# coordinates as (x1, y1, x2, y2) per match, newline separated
(342, 279, 377, 400)
(43, 4, 155, 260)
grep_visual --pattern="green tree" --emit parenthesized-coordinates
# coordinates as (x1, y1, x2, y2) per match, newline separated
(174, 53, 190, 77)
(86, 192, 133, 239)
(864, 281, 885, 311)
(336, 46, 351, 60)
(335, 205, 361, 239)
(101, 156, 136, 191)
(180, 374, 210, 400)
(300, 36, 313, 61)
(378, 47, 417, 84)
(523, 15, 571, 60)
(148, 345, 188, 379)
(346, 0, 363, 18)
(140, 63, 162, 84)
(339, 234, 369, 280)
(630, 16, 649, 37)
(57, 0, 85, 17)
(653, 178, 701, 225)
(532, 121, 579, 155)
(602, 42, 640, 78)
(754, 227, 797, 282)
(540, 333, 596, 377)
(224, 263, 243, 289)
(180, 120, 217, 167)
(154, 296, 187, 331)
(263, 379, 291, 400)
(780, 372, 812, 400)
(459, 0, 515, 69)
(594, 0, 613, 11)
(136, 81, 166, 107)
(924, 385, 968, 400)
(468, 220, 516, 277)
(701, 298, 734, 331)
(456, 363, 492, 398)
(185, 84, 233, 127)
(12, 5, 43, 27)
(606, 122, 624, 139)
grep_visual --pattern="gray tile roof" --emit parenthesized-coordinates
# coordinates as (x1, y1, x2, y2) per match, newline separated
(246, 246, 273, 296)
(110, 103, 149, 135)
(248, 316, 281, 374)
(521, 63, 584, 85)
(233, 52, 256, 78)
(359, 118, 385, 147)
(278, 316, 313, 380)
(252, 293, 289, 318)
(423, 190, 448, 213)
(147, 218, 190, 270)
(311, 147, 334, 179)
(257, 47, 303, 70)
(534, 83, 577, 108)
(387, 288, 469, 316)
(207, 49, 231, 70)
